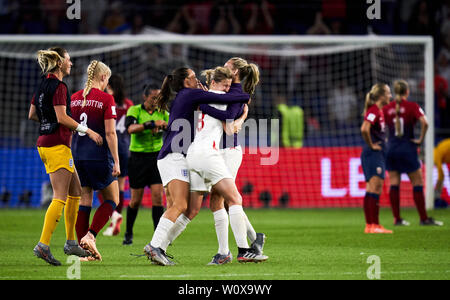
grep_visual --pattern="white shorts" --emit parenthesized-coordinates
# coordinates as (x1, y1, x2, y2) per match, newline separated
(220, 146, 243, 179)
(187, 148, 233, 192)
(157, 153, 190, 187)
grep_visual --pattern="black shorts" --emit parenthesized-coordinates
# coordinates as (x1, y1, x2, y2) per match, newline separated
(128, 151, 162, 189)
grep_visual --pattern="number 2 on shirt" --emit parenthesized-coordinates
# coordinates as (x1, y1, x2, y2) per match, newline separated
(78, 112, 87, 136)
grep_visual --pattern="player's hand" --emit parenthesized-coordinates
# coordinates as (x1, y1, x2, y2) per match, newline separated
(197, 80, 208, 91)
(112, 162, 121, 177)
(371, 142, 382, 151)
(155, 120, 167, 129)
(242, 104, 249, 117)
(411, 138, 422, 145)
(87, 129, 103, 146)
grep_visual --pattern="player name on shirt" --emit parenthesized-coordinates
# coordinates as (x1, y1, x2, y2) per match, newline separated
(71, 99, 105, 109)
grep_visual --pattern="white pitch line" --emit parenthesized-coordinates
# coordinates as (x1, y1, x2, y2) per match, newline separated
(119, 270, 450, 279)
(1, 270, 448, 280)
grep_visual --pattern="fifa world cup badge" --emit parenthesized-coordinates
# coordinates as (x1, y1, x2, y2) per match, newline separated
(376, 167, 382, 175)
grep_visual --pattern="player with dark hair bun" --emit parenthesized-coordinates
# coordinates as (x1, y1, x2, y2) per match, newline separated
(102, 74, 134, 237)
(122, 83, 169, 245)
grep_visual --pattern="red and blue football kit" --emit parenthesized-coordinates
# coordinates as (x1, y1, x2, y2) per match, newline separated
(361, 104, 386, 181)
(71, 88, 117, 190)
(383, 98, 424, 173)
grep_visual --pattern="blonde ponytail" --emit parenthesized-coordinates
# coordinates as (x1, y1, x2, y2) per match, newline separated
(201, 69, 215, 87)
(82, 60, 111, 107)
(393, 80, 409, 137)
(37, 50, 64, 74)
(228, 57, 260, 96)
(243, 63, 260, 96)
(363, 83, 388, 116)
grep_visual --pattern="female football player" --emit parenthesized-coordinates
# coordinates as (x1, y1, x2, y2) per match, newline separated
(384, 80, 442, 226)
(360, 83, 393, 234)
(102, 74, 134, 236)
(122, 83, 169, 245)
(29, 47, 102, 265)
(71, 60, 119, 260)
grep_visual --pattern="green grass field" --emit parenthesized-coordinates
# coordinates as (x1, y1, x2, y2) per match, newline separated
(0, 207, 449, 280)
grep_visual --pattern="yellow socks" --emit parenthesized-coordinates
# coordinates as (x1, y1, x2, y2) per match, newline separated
(39, 199, 65, 246)
(65, 195, 80, 241)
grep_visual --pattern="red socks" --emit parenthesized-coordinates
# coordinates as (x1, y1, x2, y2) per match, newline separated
(413, 186, 428, 222)
(89, 200, 117, 237)
(76, 205, 91, 244)
(75, 201, 117, 241)
(364, 193, 380, 225)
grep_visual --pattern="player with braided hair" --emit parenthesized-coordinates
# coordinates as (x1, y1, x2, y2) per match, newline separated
(29, 47, 102, 266)
(71, 60, 120, 260)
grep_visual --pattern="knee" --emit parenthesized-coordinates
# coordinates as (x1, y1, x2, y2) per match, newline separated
(227, 193, 242, 206)
(152, 193, 163, 206)
(173, 200, 188, 215)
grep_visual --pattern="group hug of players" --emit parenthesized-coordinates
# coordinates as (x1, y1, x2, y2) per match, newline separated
(29, 46, 445, 267)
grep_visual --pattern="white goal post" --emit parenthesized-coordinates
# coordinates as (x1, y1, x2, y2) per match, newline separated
(0, 34, 435, 209)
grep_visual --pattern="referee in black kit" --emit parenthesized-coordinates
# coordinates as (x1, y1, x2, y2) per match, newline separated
(122, 83, 169, 245)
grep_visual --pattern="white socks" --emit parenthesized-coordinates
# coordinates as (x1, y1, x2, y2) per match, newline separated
(150, 217, 174, 248)
(228, 205, 249, 249)
(213, 208, 229, 255)
(152, 208, 256, 253)
(243, 212, 257, 243)
(160, 214, 191, 251)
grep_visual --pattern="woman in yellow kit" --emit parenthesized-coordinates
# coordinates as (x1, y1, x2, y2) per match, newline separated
(434, 138, 450, 208)
(28, 47, 103, 265)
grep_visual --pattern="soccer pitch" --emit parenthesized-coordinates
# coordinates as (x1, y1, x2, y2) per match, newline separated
(0, 208, 449, 280)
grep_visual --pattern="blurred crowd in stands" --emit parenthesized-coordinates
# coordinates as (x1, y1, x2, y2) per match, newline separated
(1, 0, 449, 138)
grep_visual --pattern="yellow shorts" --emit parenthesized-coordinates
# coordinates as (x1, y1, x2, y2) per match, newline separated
(37, 144, 75, 174)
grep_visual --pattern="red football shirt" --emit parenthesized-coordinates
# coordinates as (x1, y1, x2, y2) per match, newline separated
(70, 88, 116, 160)
(383, 98, 424, 141)
(32, 74, 72, 148)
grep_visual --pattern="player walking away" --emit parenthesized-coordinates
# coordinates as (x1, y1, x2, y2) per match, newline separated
(434, 138, 450, 208)
(384, 80, 443, 226)
(102, 74, 134, 236)
(122, 83, 169, 245)
(360, 83, 393, 234)
(71, 60, 120, 261)
(29, 47, 102, 266)
(143, 67, 250, 266)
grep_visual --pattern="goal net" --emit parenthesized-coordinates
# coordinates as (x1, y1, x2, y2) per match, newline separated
(0, 34, 436, 209)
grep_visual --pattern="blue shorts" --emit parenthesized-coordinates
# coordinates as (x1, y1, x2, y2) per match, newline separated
(118, 151, 129, 177)
(386, 142, 421, 174)
(75, 159, 117, 190)
(361, 147, 386, 182)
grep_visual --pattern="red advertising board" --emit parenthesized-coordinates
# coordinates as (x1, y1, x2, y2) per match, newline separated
(127, 147, 449, 208)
